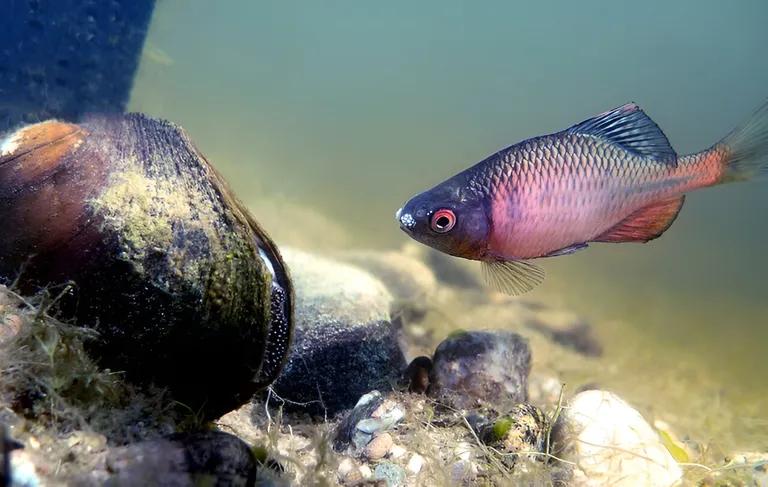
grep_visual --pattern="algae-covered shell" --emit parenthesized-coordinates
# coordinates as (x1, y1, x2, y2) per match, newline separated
(0, 114, 293, 418)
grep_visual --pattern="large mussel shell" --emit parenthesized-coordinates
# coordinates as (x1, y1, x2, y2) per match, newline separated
(0, 114, 293, 418)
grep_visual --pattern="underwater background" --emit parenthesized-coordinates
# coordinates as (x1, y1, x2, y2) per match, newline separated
(129, 0, 768, 448)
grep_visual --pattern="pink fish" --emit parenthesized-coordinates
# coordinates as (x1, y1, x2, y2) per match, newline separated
(396, 101, 768, 294)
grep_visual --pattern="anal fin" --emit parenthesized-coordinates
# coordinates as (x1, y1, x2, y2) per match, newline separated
(594, 195, 685, 243)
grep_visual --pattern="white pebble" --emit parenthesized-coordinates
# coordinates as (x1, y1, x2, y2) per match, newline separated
(453, 441, 474, 461)
(337, 457, 356, 477)
(389, 444, 407, 459)
(358, 464, 373, 479)
(565, 390, 683, 487)
(407, 453, 425, 474)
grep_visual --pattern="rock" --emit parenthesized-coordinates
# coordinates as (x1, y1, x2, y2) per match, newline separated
(337, 457, 357, 476)
(373, 462, 406, 487)
(358, 464, 373, 479)
(9, 450, 40, 487)
(528, 373, 563, 406)
(338, 457, 363, 485)
(449, 459, 477, 485)
(271, 248, 407, 415)
(388, 444, 407, 460)
(337, 250, 438, 301)
(563, 390, 683, 487)
(479, 404, 549, 462)
(334, 391, 405, 455)
(401, 243, 482, 290)
(363, 432, 393, 460)
(0, 313, 23, 343)
(104, 431, 256, 486)
(405, 356, 432, 394)
(406, 453, 425, 475)
(715, 451, 768, 485)
(429, 330, 531, 410)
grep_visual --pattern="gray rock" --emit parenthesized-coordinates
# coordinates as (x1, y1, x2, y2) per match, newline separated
(334, 391, 405, 455)
(373, 462, 406, 487)
(102, 431, 256, 487)
(270, 249, 407, 416)
(337, 250, 437, 301)
(429, 330, 530, 410)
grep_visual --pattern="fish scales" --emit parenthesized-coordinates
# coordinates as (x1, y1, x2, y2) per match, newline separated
(397, 100, 768, 294)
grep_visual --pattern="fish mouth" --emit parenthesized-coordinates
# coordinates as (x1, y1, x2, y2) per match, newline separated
(395, 206, 416, 232)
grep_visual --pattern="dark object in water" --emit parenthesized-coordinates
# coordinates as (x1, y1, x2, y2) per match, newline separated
(405, 355, 432, 394)
(0, 0, 156, 131)
(0, 115, 293, 419)
(106, 431, 257, 486)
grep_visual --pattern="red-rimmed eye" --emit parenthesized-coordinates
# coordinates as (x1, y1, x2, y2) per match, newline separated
(430, 209, 456, 233)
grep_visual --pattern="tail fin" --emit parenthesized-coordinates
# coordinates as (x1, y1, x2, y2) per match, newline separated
(720, 100, 768, 182)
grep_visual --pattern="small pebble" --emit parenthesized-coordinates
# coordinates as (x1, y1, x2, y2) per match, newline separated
(406, 453, 425, 475)
(0, 313, 22, 342)
(337, 457, 356, 477)
(453, 441, 474, 462)
(364, 432, 393, 460)
(479, 404, 548, 457)
(374, 462, 406, 487)
(10, 450, 40, 487)
(449, 459, 477, 485)
(341, 467, 363, 485)
(406, 356, 432, 394)
(359, 464, 373, 479)
(389, 444, 407, 459)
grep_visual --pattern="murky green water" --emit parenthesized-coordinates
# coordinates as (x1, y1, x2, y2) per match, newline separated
(130, 0, 768, 449)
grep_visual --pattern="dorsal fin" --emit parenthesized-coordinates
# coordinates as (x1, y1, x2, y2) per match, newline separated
(593, 195, 685, 243)
(568, 103, 677, 163)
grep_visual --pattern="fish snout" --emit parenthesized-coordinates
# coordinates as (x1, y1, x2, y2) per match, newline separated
(395, 206, 416, 232)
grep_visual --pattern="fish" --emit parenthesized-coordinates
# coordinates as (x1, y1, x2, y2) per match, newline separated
(396, 100, 768, 295)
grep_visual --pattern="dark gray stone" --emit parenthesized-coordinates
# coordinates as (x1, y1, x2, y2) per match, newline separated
(270, 249, 407, 416)
(429, 330, 531, 410)
(103, 431, 256, 487)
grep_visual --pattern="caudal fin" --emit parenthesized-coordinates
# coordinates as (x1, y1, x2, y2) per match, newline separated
(720, 100, 768, 182)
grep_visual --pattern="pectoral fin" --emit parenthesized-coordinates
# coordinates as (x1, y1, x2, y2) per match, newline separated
(594, 195, 685, 243)
(481, 259, 545, 295)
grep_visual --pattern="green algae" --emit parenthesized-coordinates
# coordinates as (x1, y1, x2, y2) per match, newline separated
(88, 156, 272, 333)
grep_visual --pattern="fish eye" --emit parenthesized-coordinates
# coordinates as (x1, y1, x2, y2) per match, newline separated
(430, 209, 456, 233)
